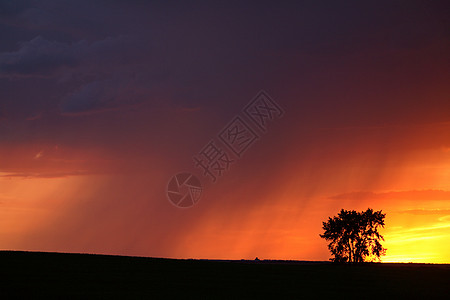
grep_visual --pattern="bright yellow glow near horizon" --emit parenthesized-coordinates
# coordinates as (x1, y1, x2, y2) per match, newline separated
(381, 212, 450, 263)
(2, 152, 450, 263)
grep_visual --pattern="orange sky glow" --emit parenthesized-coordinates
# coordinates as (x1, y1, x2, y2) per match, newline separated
(1, 1, 449, 263)
(2, 121, 450, 263)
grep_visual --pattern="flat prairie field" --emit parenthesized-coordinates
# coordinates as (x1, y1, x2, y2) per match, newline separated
(1, 251, 449, 298)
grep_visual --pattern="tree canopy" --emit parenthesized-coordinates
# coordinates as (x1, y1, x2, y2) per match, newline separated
(320, 208, 386, 263)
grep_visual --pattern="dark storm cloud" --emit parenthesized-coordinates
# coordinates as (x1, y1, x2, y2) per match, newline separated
(0, 35, 133, 77)
(60, 78, 144, 115)
(0, 0, 447, 117)
(0, 0, 449, 147)
(0, 36, 77, 76)
(60, 80, 120, 114)
(0, 33, 145, 115)
(0, 0, 31, 17)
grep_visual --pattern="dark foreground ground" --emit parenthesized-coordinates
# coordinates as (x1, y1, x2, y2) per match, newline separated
(1, 251, 450, 299)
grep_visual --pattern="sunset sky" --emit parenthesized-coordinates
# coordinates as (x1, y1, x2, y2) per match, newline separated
(1, 1, 450, 263)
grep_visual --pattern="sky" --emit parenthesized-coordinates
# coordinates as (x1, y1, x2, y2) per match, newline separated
(1, 0, 450, 263)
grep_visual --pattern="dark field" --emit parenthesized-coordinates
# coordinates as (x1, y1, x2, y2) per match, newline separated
(1, 251, 449, 299)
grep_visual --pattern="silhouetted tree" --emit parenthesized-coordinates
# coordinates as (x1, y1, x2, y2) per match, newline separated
(320, 208, 386, 263)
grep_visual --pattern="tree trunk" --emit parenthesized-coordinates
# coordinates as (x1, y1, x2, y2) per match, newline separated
(348, 241, 353, 262)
